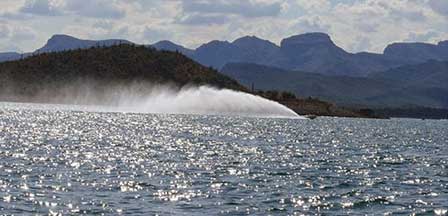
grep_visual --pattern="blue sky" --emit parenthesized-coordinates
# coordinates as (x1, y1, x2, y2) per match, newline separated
(1, 0, 447, 53)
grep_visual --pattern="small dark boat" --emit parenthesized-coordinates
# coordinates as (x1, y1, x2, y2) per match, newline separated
(305, 115, 318, 120)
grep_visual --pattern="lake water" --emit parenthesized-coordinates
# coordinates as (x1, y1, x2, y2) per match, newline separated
(0, 103, 447, 215)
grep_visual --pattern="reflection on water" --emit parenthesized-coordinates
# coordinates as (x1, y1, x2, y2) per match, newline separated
(0, 103, 447, 215)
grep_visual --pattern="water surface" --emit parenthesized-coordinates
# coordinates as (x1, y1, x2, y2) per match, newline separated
(0, 103, 447, 215)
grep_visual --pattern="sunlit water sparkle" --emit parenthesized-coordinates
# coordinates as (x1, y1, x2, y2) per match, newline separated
(0, 102, 447, 215)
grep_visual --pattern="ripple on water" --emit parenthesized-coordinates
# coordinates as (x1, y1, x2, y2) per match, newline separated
(0, 103, 447, 215)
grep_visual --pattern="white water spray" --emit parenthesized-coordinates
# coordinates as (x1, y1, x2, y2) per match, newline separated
(113, 86, 301, 118)
(36, 83, 303, 118)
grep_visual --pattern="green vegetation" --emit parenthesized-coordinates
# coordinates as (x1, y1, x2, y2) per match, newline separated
(0, 44, 245, 100)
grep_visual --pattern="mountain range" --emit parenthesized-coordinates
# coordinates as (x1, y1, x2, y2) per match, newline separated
(149, 32, 448, 77)
(148, 33, 448, 77)
(221, 62, 448, 108)
(0, 33, 447, 109)
(2, 33, 448, 77)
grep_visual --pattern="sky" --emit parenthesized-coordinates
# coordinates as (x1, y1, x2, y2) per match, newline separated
(0, 0, 447, 53)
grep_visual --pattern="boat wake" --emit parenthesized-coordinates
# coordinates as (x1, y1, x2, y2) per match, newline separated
(31, 83, 303, 118)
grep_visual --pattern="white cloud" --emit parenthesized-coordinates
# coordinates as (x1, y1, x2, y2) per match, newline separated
(0, 0, 447, 53)
(293, 16, 330, 34)
(143, 27, 172, 42)
(313, 0, 442, 52)
(405, 30, 439, 42)
(16, 0, 125, 19)
(20, 0, 63, 16)
(12, 26, 37, 41)
(429, 0, 448, 16)
(0, 0, 25, 14)
(0, 21, 37, 52)
(181, 0, 282, 18)
(176, 14, 231, 26)
(295, 0, 331, 12)
(64, 0, 125, 19)
(0, 24, 10, 38)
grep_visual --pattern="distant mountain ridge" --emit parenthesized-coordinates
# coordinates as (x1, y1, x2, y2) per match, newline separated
(36, 34, 132, 53)
(384, 41, 448, 63)
(0, 35, 133, 63)
(1, 33, 447, 77)
(221, 62, 448, 109)
(0, 52, 21, 62)
(151, 40, 194, 56)
(369, 60, 448, 89)
(190, 32, 448, 77)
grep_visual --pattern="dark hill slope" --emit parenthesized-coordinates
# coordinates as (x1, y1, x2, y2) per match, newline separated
(369, 60, 448, 108)
(369, 60, 448, 88)
(221, 62, 448, 108)
(221, 63, 396, 105)
(0, 44, 244, 101)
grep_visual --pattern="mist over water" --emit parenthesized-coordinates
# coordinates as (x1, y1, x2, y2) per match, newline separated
(115, 86, 300, 118)
(39, 83, 301, 118)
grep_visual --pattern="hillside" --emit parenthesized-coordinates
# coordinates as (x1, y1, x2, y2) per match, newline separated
(221, 63, 397, 106)
(221, 62, 448, 109)
(369, 60, 448, 88)
(369, 60, 448, 109)
(0, 44, 245, 102)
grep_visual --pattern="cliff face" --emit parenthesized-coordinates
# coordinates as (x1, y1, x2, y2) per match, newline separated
(0, 44, 245, 102)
